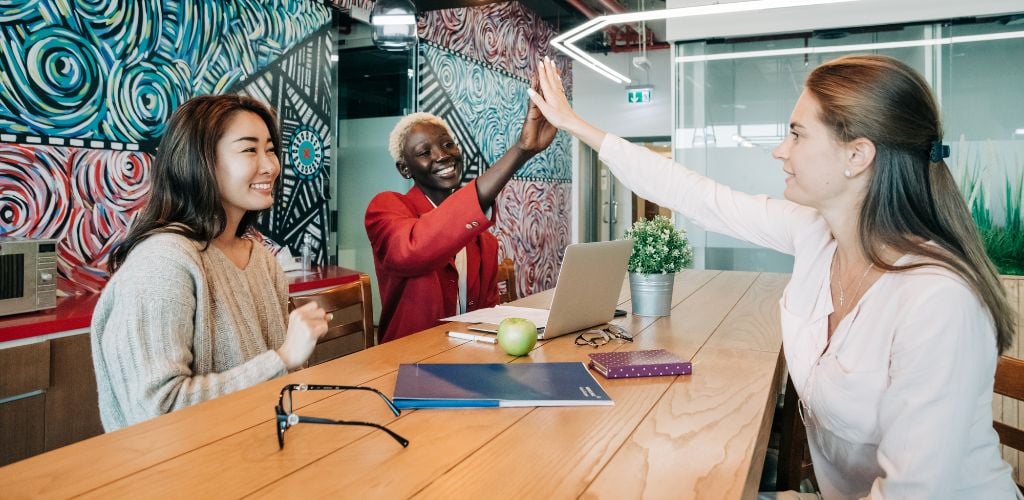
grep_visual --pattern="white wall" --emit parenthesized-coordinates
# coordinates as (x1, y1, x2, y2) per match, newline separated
(336, 116, 412, 323)
(570, 50, 675, 246)
(571, 49, 673, 140)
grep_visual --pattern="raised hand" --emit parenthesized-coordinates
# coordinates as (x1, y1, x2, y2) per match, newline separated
(276, 301, 330, 370)
(527, 56, 607, 151)
(526, 57, 577, 130)
(515, 76, 558, 155)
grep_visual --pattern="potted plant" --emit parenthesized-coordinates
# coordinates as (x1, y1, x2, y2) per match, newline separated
(622, 215, 694, 316)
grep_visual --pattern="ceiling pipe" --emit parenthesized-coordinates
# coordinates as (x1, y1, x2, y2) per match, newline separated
(563, 0, 602, 19)
(562, 0, 668, 52)
(590, 0, 666, 51)
(563, 0, 630, 42)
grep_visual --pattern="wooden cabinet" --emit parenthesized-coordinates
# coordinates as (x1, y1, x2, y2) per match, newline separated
(0, 393, 45, 466)
(0, 335, 103, 466)
(44, 335, 103, 450)
(0, 341, 52, 467)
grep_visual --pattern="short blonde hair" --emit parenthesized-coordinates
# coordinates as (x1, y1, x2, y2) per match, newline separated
(388, 112, 456, 162)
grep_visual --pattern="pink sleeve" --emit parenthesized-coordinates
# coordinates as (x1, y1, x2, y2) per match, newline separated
(598, 134, 826, 255)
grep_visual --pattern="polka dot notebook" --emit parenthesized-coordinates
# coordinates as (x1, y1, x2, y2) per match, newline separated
(587, 349, 692, 379)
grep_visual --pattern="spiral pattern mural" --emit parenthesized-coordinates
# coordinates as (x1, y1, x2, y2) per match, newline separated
(492, 180, 572, 297)
(0, 146, 74, 239)
(0, 0, 330, 141)
(0, 0, 337, 292)
(420, 44, 572, 182)
(418, 3, 574, 298)
(418, 1, 574, 95)
(0, 25, 106, 136)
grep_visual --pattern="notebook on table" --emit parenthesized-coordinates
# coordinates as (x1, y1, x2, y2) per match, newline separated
(442, 239, 632, 340)
(587, 349, 692, 379)
(391, 362, 613, 409)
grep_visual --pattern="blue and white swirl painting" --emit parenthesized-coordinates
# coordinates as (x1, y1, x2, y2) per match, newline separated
(0, 0, 330, 143)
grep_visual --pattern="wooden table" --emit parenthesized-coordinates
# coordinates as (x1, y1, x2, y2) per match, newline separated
(0, 270, 789, 499)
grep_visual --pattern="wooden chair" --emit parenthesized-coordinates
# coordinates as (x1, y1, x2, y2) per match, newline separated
(496, 257, 518, 304)
(994, 355, 1024, 494)
(777, 375, 816, 491)
(289, 275, 374, 366)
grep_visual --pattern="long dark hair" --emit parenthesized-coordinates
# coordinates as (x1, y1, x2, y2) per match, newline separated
(108, 94, 281, 274)
(806, 54, 1014, 353)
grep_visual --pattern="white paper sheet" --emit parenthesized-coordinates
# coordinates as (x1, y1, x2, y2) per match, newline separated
(441, 305, 550, 328)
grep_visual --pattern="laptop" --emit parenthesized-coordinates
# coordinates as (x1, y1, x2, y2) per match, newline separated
(469, 239, 632, 339)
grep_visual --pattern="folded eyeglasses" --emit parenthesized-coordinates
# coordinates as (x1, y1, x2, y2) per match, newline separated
(275, 383, 409, 449)
(574, 324, 633, 348)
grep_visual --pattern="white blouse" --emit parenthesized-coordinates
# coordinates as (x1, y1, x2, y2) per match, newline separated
(599, 134, 1019, 499)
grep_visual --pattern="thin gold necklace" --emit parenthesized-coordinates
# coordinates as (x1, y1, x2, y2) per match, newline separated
(831, 252, 874, 310)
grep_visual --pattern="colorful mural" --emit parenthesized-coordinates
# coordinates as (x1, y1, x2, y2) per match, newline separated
(418, 1, 573, 95)
(492, 180, 572, 296)
(417, 2, 573, 297)
(240, 28, 335, 263)
(0, 1, 334, 293)
(0, 1, 330, 142)
(0, 145, 150, 293)
(419, 43, 571, 182)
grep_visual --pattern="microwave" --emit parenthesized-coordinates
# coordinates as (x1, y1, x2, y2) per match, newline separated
(0, 238, 58, 317)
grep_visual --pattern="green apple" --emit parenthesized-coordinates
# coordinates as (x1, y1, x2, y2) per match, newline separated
(496, 317, 537, 356)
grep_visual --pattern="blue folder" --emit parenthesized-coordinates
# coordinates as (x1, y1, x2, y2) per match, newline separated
(392, 362, 614, 409)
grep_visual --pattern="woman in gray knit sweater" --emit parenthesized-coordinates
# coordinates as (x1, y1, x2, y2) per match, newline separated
(91, 95, 329, 432)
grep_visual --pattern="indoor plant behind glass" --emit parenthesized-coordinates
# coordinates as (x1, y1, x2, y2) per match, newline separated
(623, 215, 694, 316)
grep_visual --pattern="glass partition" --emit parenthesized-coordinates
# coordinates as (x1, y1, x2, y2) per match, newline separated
(674, 15, 1024, 274)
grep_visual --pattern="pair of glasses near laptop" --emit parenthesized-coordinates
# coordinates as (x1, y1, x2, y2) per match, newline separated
(575, 325, 633, 348)
(275, 383, 409, 450)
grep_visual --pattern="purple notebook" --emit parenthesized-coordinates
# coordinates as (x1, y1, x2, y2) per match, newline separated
(587, 349, 692, 379)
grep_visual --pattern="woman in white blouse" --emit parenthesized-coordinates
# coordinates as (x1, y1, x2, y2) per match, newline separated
(528, 55, 1019, 499)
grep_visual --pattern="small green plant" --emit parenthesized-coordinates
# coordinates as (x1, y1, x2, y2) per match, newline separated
(622, 215, 694, 275)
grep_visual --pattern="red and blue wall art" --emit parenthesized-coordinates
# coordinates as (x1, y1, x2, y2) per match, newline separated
(418, 2, 573, 297)
(0, 0, 333, 293)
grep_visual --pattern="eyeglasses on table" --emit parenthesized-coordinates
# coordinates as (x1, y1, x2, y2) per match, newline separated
(575, 324, 633, 348)
(275, 383, 409, 449)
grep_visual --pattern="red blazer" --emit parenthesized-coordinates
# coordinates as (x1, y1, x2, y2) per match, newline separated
(365, 179, 499, 343)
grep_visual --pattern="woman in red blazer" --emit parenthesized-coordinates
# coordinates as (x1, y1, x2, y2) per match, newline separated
(366, 90, 556, 343)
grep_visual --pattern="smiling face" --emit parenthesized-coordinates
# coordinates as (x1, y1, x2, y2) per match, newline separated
(214, 110, 280, 222)
(772, 90, 850, 210)
(397, 121, 463, 204)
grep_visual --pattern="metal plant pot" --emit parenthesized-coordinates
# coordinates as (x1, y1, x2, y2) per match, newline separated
(629, 272, 675, 317)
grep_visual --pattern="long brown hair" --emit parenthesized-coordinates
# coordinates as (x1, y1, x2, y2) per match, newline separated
(806, 54, 1014, 353)
(108, 94, 281, 274)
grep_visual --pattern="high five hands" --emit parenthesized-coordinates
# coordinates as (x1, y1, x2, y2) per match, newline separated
(527, 56, 607, 151)
(515, 75, 559, 155)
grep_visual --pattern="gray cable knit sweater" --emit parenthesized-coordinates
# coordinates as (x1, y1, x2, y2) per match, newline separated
(91, 232, 289, 432)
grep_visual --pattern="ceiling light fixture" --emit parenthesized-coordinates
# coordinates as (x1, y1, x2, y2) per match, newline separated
(550, 0, 860, 83)
(370, 0, 417, 52)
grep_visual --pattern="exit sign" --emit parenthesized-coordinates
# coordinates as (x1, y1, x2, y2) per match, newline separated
(627, 88, 651, 104)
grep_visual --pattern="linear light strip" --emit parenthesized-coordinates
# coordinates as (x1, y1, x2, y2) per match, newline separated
(674, 29, 1024, 63)
(552, 41, 624, 83)
(551, 0, 861, 83)
(558, 40, 630, 83)
(551, 18, 631, 82)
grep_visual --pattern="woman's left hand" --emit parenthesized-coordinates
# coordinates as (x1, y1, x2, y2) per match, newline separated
(515, 76, 558, 156)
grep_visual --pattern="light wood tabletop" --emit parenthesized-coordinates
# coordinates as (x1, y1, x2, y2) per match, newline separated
(0, 269, 789, 499)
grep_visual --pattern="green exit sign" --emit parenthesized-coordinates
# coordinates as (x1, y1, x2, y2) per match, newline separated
(627, 88, 651, 104)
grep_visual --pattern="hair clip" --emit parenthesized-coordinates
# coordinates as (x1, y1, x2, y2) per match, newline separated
(929, 139, 950, 163)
